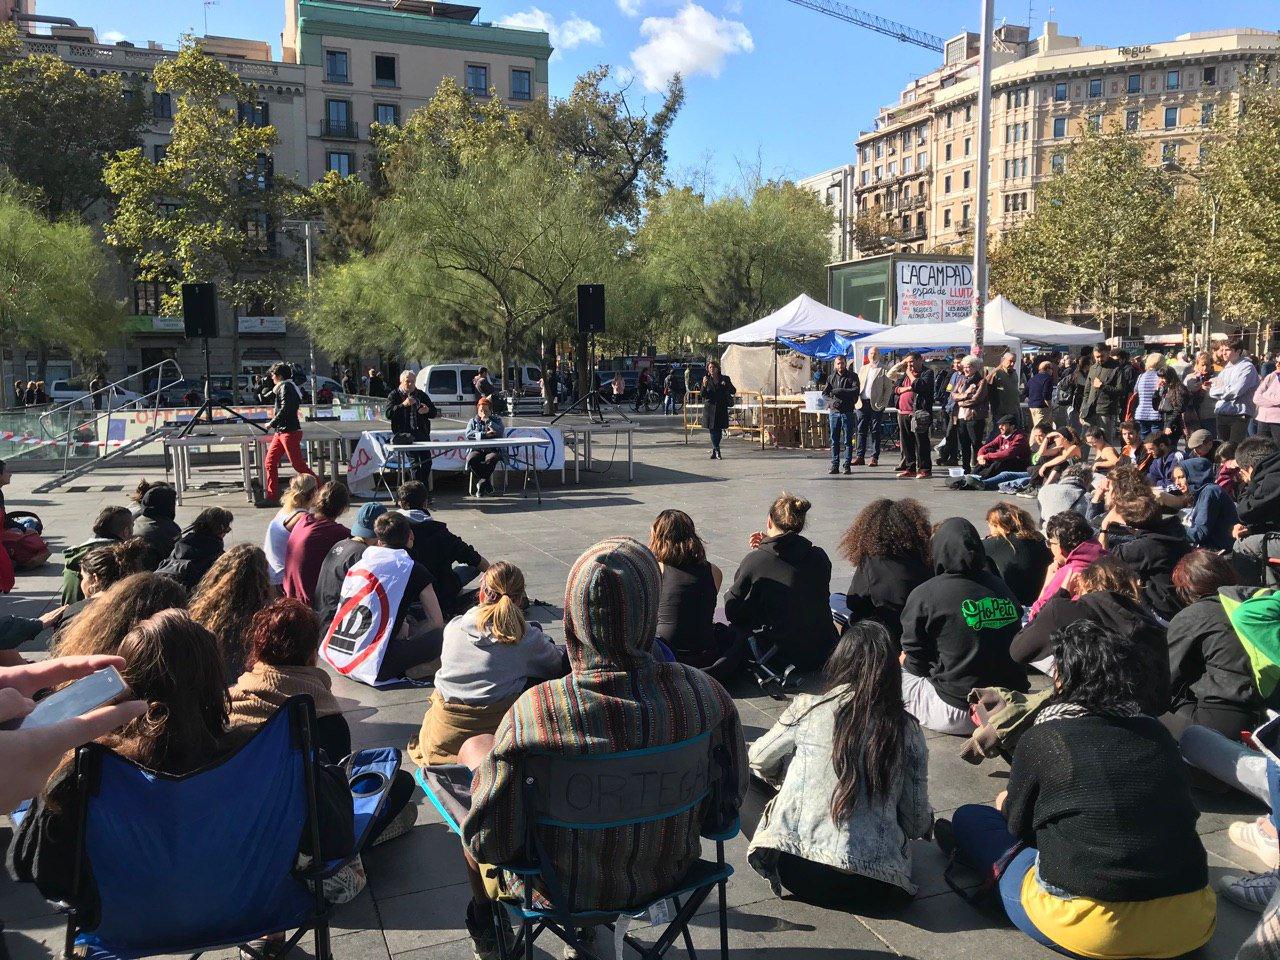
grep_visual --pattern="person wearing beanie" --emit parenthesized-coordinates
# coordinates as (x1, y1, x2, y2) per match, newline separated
(312, 501, 386, 625)
(459, 537, 746, 960)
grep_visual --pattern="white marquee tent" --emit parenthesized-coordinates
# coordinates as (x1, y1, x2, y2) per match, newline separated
(854, 296, 1101, 352)
(717, 294, 887, 344)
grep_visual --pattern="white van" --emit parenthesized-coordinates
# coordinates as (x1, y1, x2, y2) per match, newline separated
(415, 362, 541, 413)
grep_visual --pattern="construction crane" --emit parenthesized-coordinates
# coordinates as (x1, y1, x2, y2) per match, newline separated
(783, 0, 945, 53)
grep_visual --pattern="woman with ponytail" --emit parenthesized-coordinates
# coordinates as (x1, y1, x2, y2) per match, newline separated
(409, 562, 567, 765)
(748, 620, 932, 907)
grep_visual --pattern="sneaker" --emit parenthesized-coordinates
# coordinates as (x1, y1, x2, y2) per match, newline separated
(240, 939, 287, 960)
(563, 926, 599, 960)
(372, 801, 417, 846)
(828, 464, 840, 475)
(1220, 871, 1280, 913)
(466, 899, 503, 960)
(1231, 818, 1280, 869)
(850, 457, 865, 466)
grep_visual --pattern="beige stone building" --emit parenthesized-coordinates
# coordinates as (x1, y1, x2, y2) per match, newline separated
(853, 22, 1280, 257)
(795, 164, 856, 262)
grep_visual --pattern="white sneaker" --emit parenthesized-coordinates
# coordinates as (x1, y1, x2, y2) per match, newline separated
(1220, 871, 1280, 913)
(1230, 818, 1280, 869)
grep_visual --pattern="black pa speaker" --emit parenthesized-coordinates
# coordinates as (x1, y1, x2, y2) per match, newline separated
(182, 282, 218, 339)
(576, 284, 605, 334)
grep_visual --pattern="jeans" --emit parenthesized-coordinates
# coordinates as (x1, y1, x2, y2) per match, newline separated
(897, 413, 931, 473)
(709, 426, 723, 451)
(663, 395, 677, 415)
(829, 410, 854, 466)
(957, 417, 986, 474)
(1137, 418, 1162, 440)
(264, 429, 317, 501)
(981, 470, 1030, 490)
(855, 406, 883, 459)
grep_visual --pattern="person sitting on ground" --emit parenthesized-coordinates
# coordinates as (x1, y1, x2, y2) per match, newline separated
(129, 480, 180, 570)
(942, 619, 1215, 960)
(312, 502, 386, 626)
(1028, 427, 1082, 488)
(1214, 440, 1241, 500)
(748, 620, 931, 908)
(283, 481, 351, 606)
(1162, 549, 1262, 742)
(459, 537, 746, 959)
(1232, 436, 1280, 581)
(10, 609, 358, 935)
(156, 506, 233, 593)
(973, 415, 1031, 481)
(982, 503, 1053, 609)
(1084, 427, 1121, 474)
(899, 517, 1028, 736)
(320, 512, 445, 685)
(0, 607, 72, 667)
(1010, 558, 1168, 712)
(409, 561, 566, 767)
(394, 482, 489, 617)
(1170, 457, 1240, 551)
(1036, 464, 1092, 531)
(1107, 491, 1192, 622)
(1143, 432, 1182, 489)
(724, 494, 838, 672)
(1089, 463, 1153, 536)
(60, 505, 134, 605)
(49, 538, 156, 642)
(54, 572, 189, 662)
(189, 543, 274, 682)
(650, 509, 742, 676)
(0, 458, 50, 577)
(840, 498, 932, 646)
(1118, 419, 1153, 472)
(464, 397, 505, 497)
(1029, 510, 1106, 620)
(262, 474, 318, 589)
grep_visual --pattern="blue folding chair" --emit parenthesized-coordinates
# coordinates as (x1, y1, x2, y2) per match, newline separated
(46, 695, 400, 960)
(419, 734, 739, 960)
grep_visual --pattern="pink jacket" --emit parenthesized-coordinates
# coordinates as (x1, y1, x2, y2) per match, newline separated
(1028, 539, 1107, 620)
(1254, 372, 1280, 424)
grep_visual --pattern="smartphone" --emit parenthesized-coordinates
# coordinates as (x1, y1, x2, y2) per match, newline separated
(4, 667, 130, 731)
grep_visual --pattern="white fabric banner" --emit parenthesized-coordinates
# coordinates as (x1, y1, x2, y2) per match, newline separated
(346, 426, 565, 497)
(320, 545, 415, 687)
(895, 260, 974, 324)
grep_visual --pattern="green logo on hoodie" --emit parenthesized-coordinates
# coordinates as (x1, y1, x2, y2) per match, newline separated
(961, 597, 1019, 631)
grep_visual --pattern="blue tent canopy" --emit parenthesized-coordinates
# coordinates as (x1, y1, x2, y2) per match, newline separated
(777, 331, 861, 360)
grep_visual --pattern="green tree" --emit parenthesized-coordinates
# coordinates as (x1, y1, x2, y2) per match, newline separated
(0, 24, 146, 217)
(299, 172, 374, 264)
(103, 37, 298, 375)
(0, 180, 121, 401)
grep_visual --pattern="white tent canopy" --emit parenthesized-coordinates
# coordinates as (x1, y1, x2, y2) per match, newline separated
(854, 296, 1100, 352)
(978, 295, 1102, 346)
(717, 294, 887, 344)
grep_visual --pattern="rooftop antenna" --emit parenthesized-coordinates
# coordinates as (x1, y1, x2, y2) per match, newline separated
(202, 0, 219, 35)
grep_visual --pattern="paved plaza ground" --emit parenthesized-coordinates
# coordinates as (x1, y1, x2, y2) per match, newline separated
(0, 417, 1266, 959)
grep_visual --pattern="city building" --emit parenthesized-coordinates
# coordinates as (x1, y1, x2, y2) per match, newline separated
(1, 0, 552, 393)
(795, 164, 856, 263)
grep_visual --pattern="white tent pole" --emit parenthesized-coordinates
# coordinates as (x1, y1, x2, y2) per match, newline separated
(971, 0, 995, 357)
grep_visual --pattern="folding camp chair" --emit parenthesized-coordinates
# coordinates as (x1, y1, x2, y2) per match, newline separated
(42, 695, 400, 960)
(417, 735, 739, 960)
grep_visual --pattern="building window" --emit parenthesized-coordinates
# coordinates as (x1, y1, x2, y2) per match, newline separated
(465, 64, 489, 97)
(1054, 81, 1067, 102)
(1088, 78, 1102, 98)
(325, 49, 349, 83)
(325, 98, 354, 138)
(873, 165, 882, 181)
(132, 280, 171, 316)
(917, 127, 927, 145)
(875, 141, 884, 158)
(860, 170, 868, 186)
(1087, 113, 1101, 132)
(901, 130, 910, 150)
(152, 143, 167, 163)
(1162, 143, 1177, 164)
(917, 150, 926, 170)
(1164, 105, 1178, 129)
(964, 136, 971, 156)
(945, 111, 952, 129)
(961, 203, 970, 225)
(944, 174, 952, 194)
(962, 170, 971, 189)
(1201, 102, 1214, 126)
(152, 92, 172, 119)
(374, 102, 400, 126)
(887, 161, 896, 176)
(965, 104, 972, 122)
(1051, 153, 1065, 174)
(944, 143, 952, 162)
(916, 211, 925, 229)
(1166, 70, 1180, 90)
(943, 209, 952, 227)
(326, 151, 352, 176)
(1127, 73, 1141, 95)
(373, 54, 397, 87)
(1125, 108, 1139, 132)
(511, 68, 532, 101)
(1053, 116, 1067, 138)
(902, 156, 913, 174)
(238, 100, 269, 127)
(1203, 65, 1217, 86)
(251, 152, 273, 190)
(244, 210, 274, 254)
(1199, 144, 1209, 163)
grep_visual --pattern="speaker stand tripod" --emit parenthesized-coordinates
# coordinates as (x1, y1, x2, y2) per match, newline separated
(174, 336, 269, 439)
(551, 332, 631, 426)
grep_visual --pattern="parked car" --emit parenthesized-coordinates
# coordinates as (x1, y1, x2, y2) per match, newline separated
(415, 362, 539, 413)
(46, 379, 144, 411)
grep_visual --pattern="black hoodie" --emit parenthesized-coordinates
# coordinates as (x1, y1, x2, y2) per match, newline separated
(724, 530, 837, 671)
(1009, 590, 1170, 714)
(132, 486, 180, 570)
(156, 528, 224, 591)
(1239, 449, 1280, 535)
(845, 555, 930, 645)
(900, 518, 1028, 710)
(1109, 515, 1191, 622)
(1167, 595, 1264, 719)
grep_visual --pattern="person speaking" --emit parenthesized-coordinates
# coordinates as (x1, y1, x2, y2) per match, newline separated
(386, 370, 439, 491)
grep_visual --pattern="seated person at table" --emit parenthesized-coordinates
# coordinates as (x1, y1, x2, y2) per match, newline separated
(899, 518, 1028, 736)
(748, 621, 931, 909)
(724, 494, 837, 672)
(465, 397, 504, 497)
(320, 512, 444, 685)
(157, 506, 233, 593)
(839, 497, 931, 645)
(313, 502, 386, 626)
(459, 537, 746, 958)
(283, 481, 351, 606)
(395, 482, 489, 617)
(982, 503, 1052, 609)
(942, 620, 1215, 960)
(61, 505, 134, 604)
(408, 561, 566, 766)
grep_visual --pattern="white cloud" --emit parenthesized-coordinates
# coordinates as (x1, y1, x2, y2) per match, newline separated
(629, 3, 753, 92)
(617, 0, 643, 15)
(100, 29, 127, 43)
(614, 64, 636, 87)
(498, 7, 602, 59)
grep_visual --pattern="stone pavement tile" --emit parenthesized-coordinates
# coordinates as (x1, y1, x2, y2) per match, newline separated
(364, 822, 470, 902)
(346, 699, 432, 752)
(921, 737, 1009, 817)
(1193, 787, 1271, 838)
(376, 880, 475, 954)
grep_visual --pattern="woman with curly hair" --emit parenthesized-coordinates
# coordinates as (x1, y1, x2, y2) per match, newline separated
(55, 571, 188, 660)
(839, 498, 931, 645)
(189, 543, 274, 681)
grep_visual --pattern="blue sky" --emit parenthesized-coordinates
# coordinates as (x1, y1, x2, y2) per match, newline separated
(43, 0, 1277, 189)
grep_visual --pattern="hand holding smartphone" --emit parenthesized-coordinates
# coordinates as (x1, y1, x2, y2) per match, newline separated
(2, 667, 131, 731)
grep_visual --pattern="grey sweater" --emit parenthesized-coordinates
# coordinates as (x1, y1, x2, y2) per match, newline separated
(433, 606, 567, 705)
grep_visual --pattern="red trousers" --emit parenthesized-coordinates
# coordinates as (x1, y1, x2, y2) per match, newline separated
(264, 429, 316, 500)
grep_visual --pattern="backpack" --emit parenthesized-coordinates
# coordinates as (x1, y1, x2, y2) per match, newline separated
(959, 686, 1054, 764)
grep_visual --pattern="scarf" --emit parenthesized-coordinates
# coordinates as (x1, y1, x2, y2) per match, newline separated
(1035, 700, 1141, 725)
(228, 662, 343, 728)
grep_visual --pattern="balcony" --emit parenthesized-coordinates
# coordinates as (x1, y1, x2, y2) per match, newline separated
(322, 119, 358, 140)
(903, 195, 928, 211)
(900, 225, 927, 241)
(956, 219, 973, 234)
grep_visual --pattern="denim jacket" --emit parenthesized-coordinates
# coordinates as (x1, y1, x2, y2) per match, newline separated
(747, 686, 932, 894)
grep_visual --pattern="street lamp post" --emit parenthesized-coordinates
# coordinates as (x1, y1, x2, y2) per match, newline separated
(282, 219, 322, 417)
(970, 0, 996, 357)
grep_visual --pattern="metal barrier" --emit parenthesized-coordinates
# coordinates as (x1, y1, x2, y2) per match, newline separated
(682, 391, 767, 448)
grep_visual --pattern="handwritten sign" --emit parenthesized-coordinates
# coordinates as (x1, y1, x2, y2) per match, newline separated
(895, 260, 974, 325)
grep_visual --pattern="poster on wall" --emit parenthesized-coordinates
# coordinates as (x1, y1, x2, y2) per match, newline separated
(895, 261, 974, 324)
